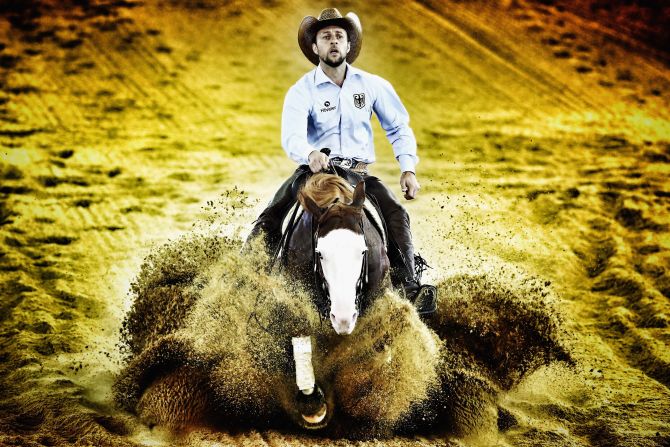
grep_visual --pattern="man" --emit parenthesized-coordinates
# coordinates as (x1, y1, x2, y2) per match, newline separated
(249, 8, 435, 308)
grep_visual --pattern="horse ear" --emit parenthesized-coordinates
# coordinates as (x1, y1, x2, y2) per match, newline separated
(300, 192, 324, 218)
(351, 181, 366, 208)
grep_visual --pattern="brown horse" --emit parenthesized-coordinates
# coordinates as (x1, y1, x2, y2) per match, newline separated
(270, 173, 392, 427)
(283, 173, 390, 335)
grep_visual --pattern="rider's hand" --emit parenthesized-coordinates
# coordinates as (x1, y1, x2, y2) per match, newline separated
(400, 171, 420, 200)
(308, 150, 329, 173)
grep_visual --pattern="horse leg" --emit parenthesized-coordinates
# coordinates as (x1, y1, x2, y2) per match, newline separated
(291, 336, 329, 428)
(292, 336, 315, 393)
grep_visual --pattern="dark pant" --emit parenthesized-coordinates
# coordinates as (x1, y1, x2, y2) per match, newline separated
(248, 166, 417, 287)
(363, 176, 416, 287)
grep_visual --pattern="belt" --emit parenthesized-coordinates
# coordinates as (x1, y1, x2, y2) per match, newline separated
(330, 157, 369, 175)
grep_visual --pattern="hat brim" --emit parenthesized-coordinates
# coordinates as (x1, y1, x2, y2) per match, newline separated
(298, 13, 362, 66)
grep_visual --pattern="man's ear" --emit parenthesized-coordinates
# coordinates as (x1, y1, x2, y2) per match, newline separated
(346, 41, 351, 55)
(312, 42, 318, 55)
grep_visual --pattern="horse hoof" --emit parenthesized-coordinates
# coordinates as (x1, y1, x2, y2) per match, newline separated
(296, 385, 328, 429)
(301, 403, 328, 425)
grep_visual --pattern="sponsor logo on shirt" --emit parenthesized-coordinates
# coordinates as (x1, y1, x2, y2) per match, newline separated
(320, 100, 336, 112)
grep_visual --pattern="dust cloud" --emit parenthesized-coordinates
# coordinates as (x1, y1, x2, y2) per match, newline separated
(112, 225, 570, 440)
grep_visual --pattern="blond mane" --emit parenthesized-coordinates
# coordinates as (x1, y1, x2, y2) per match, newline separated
(298, 173, 354, 209)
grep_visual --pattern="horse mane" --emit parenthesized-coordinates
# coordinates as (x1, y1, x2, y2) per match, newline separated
(298, 173, 354, 209)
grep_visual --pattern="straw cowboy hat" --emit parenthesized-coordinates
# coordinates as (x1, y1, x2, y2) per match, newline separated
(298, 8, 363, 65)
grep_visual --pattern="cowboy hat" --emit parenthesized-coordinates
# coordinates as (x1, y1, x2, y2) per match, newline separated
(298, 8, 362, 66)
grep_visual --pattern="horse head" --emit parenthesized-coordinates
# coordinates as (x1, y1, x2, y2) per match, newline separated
(300, 178, 368, 335)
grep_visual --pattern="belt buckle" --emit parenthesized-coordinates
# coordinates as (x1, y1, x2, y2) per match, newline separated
(340, 159, 352, 169)
(354, 163, 368, 175)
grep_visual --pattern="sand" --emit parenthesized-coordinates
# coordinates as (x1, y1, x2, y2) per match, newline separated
(0, 0, 669, 446)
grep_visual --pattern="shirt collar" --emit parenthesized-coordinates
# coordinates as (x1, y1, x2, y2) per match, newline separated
(314, 63, 363, 86)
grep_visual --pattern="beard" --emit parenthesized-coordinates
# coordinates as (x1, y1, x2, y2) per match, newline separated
(321, 51, 346, 68)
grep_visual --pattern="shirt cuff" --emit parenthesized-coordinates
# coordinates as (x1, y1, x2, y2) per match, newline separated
(290, 141, 317, 165)
(397, 154, 416, 173)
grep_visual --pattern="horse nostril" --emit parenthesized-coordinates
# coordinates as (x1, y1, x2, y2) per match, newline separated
(352, 311, 358, 321)
(330, 313, 336, 321)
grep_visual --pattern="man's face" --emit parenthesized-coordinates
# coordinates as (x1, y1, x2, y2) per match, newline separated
(312, 25, 350, 68)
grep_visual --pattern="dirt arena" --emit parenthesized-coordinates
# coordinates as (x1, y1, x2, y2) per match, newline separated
(0, 0, 669, 446)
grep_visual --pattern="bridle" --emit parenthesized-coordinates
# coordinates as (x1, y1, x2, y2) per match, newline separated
(311, 202, 369, 319)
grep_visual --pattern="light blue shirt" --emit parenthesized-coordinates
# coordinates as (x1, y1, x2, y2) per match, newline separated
(281, 63, 418, 173)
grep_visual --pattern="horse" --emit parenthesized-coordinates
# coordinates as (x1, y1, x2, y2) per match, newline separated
(266, 172, 392, 428)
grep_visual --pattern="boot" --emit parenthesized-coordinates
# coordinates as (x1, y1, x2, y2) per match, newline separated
(400, 254, 437, 315)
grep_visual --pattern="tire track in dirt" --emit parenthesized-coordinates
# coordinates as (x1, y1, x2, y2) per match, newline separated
(440, 1, 636, 119)
(407, 1, 595, 116)
(68, 24, 185, 136)
(512, 0, 670, 124)
(4, 81, 57, 132)
(110, 16, 225, 132)
(126, 0, 295, 143)
(417, 1, 615, 117)
(10, 74, 63, 131)
(389, 6, 543, 119)
(90, 34, 185, 133)
(7, 31, 94, 132)
(534, 1, 670, 74)
(428, 4, 593, 121)
(35, 49, 98, 131)
(4, 32, 125, 134)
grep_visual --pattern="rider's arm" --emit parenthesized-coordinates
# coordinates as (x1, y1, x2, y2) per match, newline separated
(370, 76, 418, 174)
(281, 85, 316, 165)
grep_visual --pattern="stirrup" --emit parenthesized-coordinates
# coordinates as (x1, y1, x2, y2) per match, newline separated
(295, 384, 328, 428)
(401, 280, 437, 316)
(412, 285, 437, 315)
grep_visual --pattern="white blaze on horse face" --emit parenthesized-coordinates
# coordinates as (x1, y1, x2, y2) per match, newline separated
(316, 228, 366, 335)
